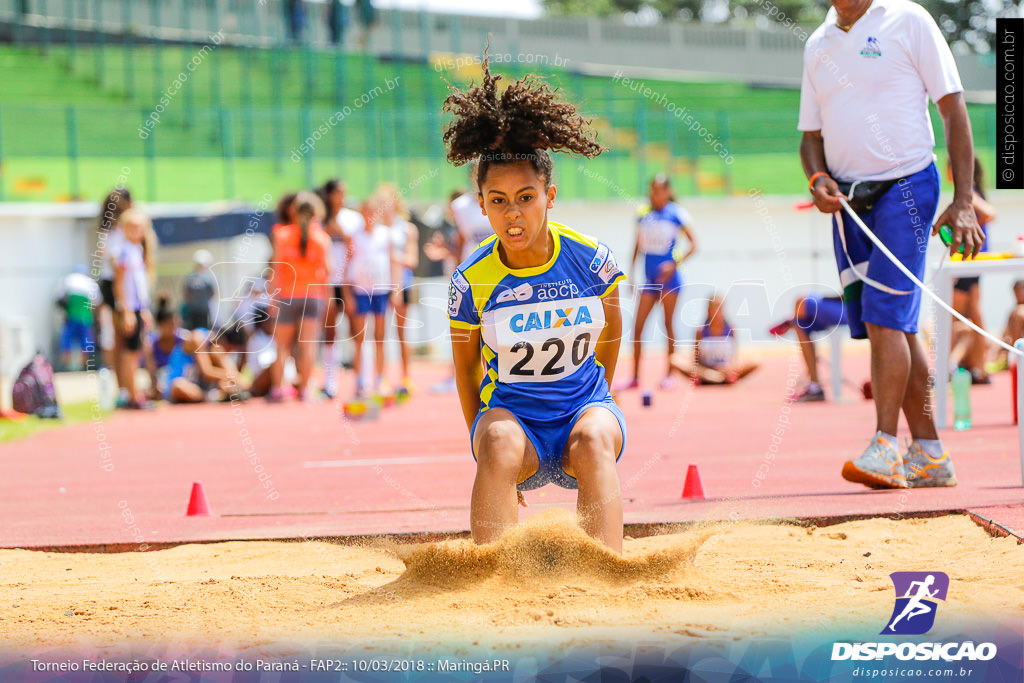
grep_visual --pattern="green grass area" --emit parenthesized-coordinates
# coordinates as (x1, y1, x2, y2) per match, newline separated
(0, 400, 107, 443)
(0, 44, 998, 202)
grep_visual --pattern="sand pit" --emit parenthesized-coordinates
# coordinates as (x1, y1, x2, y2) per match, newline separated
(1, 511, 1021, 658)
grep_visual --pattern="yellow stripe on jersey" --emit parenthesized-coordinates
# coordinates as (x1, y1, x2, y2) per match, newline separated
(479, 345, 499, 408)
(450, 319, 479, 330)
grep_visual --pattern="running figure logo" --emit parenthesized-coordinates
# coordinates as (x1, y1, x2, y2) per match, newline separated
(881, 571, 949, 635)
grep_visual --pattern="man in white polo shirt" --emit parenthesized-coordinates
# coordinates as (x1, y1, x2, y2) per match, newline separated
(798, 0, 984, 490)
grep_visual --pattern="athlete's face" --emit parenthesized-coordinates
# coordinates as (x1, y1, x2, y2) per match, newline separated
(478, 162, 556, 263)
(649, 182, 671, 210)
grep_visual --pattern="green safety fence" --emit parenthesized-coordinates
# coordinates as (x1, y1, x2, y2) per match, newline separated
(0, 44, 998, 204)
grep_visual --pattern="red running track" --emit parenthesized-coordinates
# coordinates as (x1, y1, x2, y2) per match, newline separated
(2, 350, 1021, 549)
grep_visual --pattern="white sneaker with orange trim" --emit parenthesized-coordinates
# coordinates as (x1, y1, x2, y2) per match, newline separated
(841, 432, 907, 489)
(904, 442, 958, 488)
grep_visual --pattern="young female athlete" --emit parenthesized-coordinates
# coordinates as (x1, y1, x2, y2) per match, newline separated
(378, 183, 419, 393)
(348, 195, 394, 397)
(444, 55, 628, 552)
(671, 294, 758, 385)
(624, 174, 697, 391)
(267, 191, 331, 402)
(318, 178, 364, 398)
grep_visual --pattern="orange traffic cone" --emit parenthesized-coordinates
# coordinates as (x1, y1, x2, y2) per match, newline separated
(185, 482, 212, 516)
(681, 465, 705, 500)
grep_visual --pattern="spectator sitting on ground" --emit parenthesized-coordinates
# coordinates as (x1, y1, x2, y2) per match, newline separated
(670, 294, 759, 385)
(146, 295, 249, 403)
(242, 304, 277, 398)
(182, 249, 217, 330)
(769, 294, 848, 402)
(57, 265, 100, 371)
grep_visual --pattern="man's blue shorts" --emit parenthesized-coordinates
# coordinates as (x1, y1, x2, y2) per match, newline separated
(832, 163, 939, 340)
(471, 394, 627, 492)
(796, 296, 847, 334)
(354, 292, 389, 316)
(60, 320, 94, 353)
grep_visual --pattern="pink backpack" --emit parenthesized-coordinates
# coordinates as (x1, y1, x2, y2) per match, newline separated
(12, 353, 62, 419)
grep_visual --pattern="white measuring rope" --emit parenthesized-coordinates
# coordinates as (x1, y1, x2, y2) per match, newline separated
(838, 197, 1023, 357)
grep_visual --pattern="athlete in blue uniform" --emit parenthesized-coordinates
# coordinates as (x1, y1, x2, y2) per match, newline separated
(625, 175, 697, 391)
(444, 54, 628, 551)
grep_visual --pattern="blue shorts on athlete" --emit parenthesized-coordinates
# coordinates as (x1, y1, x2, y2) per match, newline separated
(639, 256, 684, 296)
(354, 292, 389, 315)
(60, 320, 94, 353)
(796, 296, 847, 335)
(471, 393, 627, 491)
(832, 163, 939, 340)
(449, 222, 628, 492)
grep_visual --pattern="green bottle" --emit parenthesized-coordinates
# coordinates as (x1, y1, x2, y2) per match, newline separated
(952, 368, 972, 430)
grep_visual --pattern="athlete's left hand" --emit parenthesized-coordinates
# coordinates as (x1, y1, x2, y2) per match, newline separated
(932, 199, 983, 259)
(656, 261, 675, 282)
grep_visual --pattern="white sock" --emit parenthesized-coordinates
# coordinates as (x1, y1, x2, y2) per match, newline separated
(323, 342, 337, 392)
(875, 431, 898, 449)
(914, 438, 945, 458)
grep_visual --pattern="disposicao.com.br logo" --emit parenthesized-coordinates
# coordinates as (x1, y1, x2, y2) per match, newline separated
(831, 572, 998, 662)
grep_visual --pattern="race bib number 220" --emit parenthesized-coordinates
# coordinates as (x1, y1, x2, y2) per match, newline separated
(485, 296, 605, 384)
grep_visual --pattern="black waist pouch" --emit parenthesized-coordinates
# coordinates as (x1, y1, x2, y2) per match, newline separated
(835, 178, 898, 214)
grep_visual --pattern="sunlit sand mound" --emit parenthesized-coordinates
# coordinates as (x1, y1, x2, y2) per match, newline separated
(393, 509, 719, 588)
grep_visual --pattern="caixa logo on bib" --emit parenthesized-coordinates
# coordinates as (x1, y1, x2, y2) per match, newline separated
(831, 571, 997, 662)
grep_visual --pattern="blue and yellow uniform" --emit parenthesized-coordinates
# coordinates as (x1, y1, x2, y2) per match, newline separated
(636, 202, 692, 294)
(448, 222, 628, 491)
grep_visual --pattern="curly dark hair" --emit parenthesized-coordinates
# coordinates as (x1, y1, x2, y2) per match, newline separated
(442, 48, 606, 189)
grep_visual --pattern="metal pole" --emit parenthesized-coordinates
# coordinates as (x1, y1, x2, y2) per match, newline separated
(123, 0, 134, 99)
(1016, 339, 1024, 486)
(66, 106, 80, 199)
(144, 107, 157, 201)
(40, 0, 51, 54)
(0, 105, 5, 201)
(94, 0, 105, 89)
(65, 0, 76, 74)
(301, 107, 314, 189)
(221, 108, 235, 198)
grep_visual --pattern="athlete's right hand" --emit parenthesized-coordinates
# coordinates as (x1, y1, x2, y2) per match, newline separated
(810, 175, 845, 214)
(121, 312, 136, 335)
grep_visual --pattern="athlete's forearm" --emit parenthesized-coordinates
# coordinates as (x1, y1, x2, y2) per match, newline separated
(596, 290, 623, 389)
(799, 131, 829, 180)
(451, 326, 483, 431)
(938, 92, 975, 205)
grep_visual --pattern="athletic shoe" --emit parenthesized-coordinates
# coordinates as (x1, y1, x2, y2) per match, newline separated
(265, 387, 285, 403)
(428, 377, 457, 394)
(658, 375, 677, 391)
(984, 359, 1008, 374)
(614, 378, 640, 391)
(841, 434, 907, 489)
(904, 442, 958, 488)
(769, 320, 794, 337)
(320, 386, 336, 400)
(792, 384, 825, 403)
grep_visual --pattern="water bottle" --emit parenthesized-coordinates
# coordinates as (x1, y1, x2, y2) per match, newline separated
(98, 367, 114, 412)
(952, 368, 972, 430)
(1014, 235, 1024, 258)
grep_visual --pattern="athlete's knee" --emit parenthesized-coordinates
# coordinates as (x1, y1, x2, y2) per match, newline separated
(567, 420, 617, 462)
(476, 421, 526, 472)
